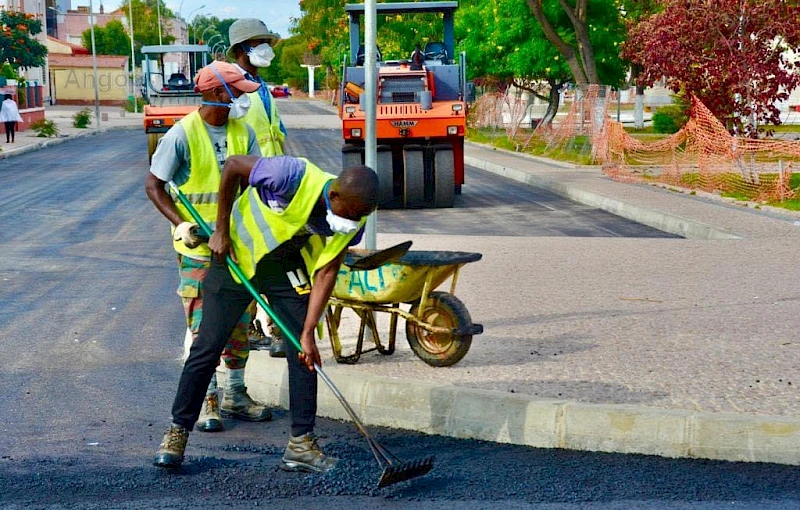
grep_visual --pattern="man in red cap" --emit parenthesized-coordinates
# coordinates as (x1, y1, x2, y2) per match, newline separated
(145, 61, 271, 438)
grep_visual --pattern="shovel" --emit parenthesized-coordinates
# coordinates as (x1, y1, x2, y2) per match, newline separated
(169, 181, 433, 488)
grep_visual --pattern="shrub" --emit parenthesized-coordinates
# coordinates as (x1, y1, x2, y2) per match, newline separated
(653, 104, 689, 134)
(30, 119, 59, 138)
(124, 97, 146, 112)
(72, 108, 92, 128)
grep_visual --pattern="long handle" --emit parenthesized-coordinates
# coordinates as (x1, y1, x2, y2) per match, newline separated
(168, 182, 385, 446)
(168, 181, 302, 354)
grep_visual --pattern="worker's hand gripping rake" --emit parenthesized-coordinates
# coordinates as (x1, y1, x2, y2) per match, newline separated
(169, 181, 433, 488)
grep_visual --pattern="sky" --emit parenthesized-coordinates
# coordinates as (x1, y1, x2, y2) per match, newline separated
(100, 0, 302, 40)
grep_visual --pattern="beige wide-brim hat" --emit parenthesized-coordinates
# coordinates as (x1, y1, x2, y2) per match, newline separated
(227, 18, 279, 60)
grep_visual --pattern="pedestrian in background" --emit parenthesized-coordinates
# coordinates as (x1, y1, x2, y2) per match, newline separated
(0, 94, 23, 143)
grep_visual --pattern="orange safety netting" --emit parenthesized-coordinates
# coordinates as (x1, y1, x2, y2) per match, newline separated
(602, 97, 800, 203)
(473, 84, 800, 204)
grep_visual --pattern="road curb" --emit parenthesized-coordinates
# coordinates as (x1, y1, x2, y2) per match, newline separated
(235, 355, 800, 466)
(0, 125, 139, 160)
(464, 152, 742, 240)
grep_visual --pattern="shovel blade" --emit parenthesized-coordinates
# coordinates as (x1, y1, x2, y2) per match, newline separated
(377, 456, 434, 488)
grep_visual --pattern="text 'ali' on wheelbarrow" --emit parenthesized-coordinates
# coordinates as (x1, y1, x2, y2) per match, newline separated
(170, 183, 432, 487)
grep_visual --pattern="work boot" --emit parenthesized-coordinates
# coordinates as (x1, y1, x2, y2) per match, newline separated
(195, 393, 223, 432)
(281, 433, 338, 473)
(268, 321, 287, 358)
(248, 319, 272, 351)
(153, 424, 190, 468)
(221, 387, 272, 422)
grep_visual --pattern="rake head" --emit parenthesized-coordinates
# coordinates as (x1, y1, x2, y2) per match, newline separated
(377, 455, 435, 488)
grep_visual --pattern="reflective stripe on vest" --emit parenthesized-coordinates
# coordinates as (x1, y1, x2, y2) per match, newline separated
(243, 89, 284, 157)
(171, 110, 250, 258)
(228, 159, 362, 283)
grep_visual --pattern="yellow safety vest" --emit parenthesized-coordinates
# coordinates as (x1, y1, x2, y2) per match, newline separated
(171, 110, 250, 258)
(243, 89, 285, 157)
(228, 159, 363, 283)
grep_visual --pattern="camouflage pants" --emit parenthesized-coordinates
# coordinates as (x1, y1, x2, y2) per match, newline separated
(177, 255, 254, 370)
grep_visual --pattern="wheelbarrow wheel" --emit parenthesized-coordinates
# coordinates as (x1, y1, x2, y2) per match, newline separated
(406, 292, 472, 367)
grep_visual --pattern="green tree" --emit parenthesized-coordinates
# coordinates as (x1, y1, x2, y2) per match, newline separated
(0, 11, 47, 71)
(277, 34, 313, 90)
(81, 20, 131, 56)
(524, 0, 627, 90)
(121, 0, 175, 64)
(458, 0, 626, 124)
(189, 15, 240, 47)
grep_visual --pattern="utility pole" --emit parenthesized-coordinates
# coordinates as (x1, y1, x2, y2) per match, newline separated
(156, 0, 162, 45)
(88, 0, 101, 127)
(364, 0, 377, 250)
(128, 0, 137, 113)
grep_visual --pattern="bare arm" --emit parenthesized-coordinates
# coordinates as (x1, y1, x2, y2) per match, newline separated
(208, 155, 262, 261)
(144, 173, 182, 226)
(297, 250, 347, 372)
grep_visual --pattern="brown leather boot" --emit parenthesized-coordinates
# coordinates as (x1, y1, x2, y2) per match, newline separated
(153, 424, 189, 468)
(281, 433, 338, 473)
(195, 393, 223, 432)
(221, 387, 272, 422)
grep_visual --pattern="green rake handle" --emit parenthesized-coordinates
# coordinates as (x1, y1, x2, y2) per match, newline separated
(168, 181, 304, 354)
(168, 181, 386, 444)
(168, 181, 434, 485)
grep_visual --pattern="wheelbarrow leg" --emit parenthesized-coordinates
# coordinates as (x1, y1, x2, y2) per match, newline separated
(325, 304, 348, 363)
(378, 303, 398, 355)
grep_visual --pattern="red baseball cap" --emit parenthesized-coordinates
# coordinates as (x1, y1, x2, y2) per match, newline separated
(193, 61, 260, 94)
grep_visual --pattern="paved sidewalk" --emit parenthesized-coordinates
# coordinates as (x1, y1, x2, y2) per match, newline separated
(0, 105, 142, 159)
(241, 139, 800, 466)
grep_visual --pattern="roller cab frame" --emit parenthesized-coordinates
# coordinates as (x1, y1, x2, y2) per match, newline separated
(339, 2, 469, 209)
(141, 44, 210, 161)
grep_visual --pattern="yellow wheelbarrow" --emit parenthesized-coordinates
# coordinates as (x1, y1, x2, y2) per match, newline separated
(326, 249, 483, 367)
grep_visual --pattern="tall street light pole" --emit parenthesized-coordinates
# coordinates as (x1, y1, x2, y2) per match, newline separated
(186, 6, 206, 71)
(88, 0, 101, 127)
(156, 0, 162, 45)
(128, 0, 137, 113)
(364, 0, 377, 249)
(200, 26, 216, 44)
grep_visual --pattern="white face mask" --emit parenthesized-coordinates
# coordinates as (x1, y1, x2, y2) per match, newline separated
(248, 43, 275, 68)
(228, 93, 251, 119)
(324, 182, 361, 235)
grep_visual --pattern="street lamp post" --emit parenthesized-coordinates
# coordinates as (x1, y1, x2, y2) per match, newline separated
(185, 6, 206, 72)
(186, 6, 206, 44)
(200, 26, 216, 45)
(156, 0, 162, 45)
(206, 33, 223, 49)
(128, 0, 137, 113)
(88, 0, 101, 127)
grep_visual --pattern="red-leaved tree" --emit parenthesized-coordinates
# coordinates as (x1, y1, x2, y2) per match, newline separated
(623, 0, 800, 136)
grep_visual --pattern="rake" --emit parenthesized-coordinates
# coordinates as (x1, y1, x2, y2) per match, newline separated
(169, 181, 434, 488)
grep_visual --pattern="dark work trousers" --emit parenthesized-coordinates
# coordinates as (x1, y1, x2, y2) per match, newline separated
(170, 249, 316, 437)
(4, 121, 15, 142)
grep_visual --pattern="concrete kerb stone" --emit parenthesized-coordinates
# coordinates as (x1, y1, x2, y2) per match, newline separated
(464, 152, 741, 241)
(232, 355, 800, 466)
(0, 125, 140, 160)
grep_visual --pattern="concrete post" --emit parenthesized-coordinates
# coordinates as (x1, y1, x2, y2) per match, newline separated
(300, 64, 319, 99)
